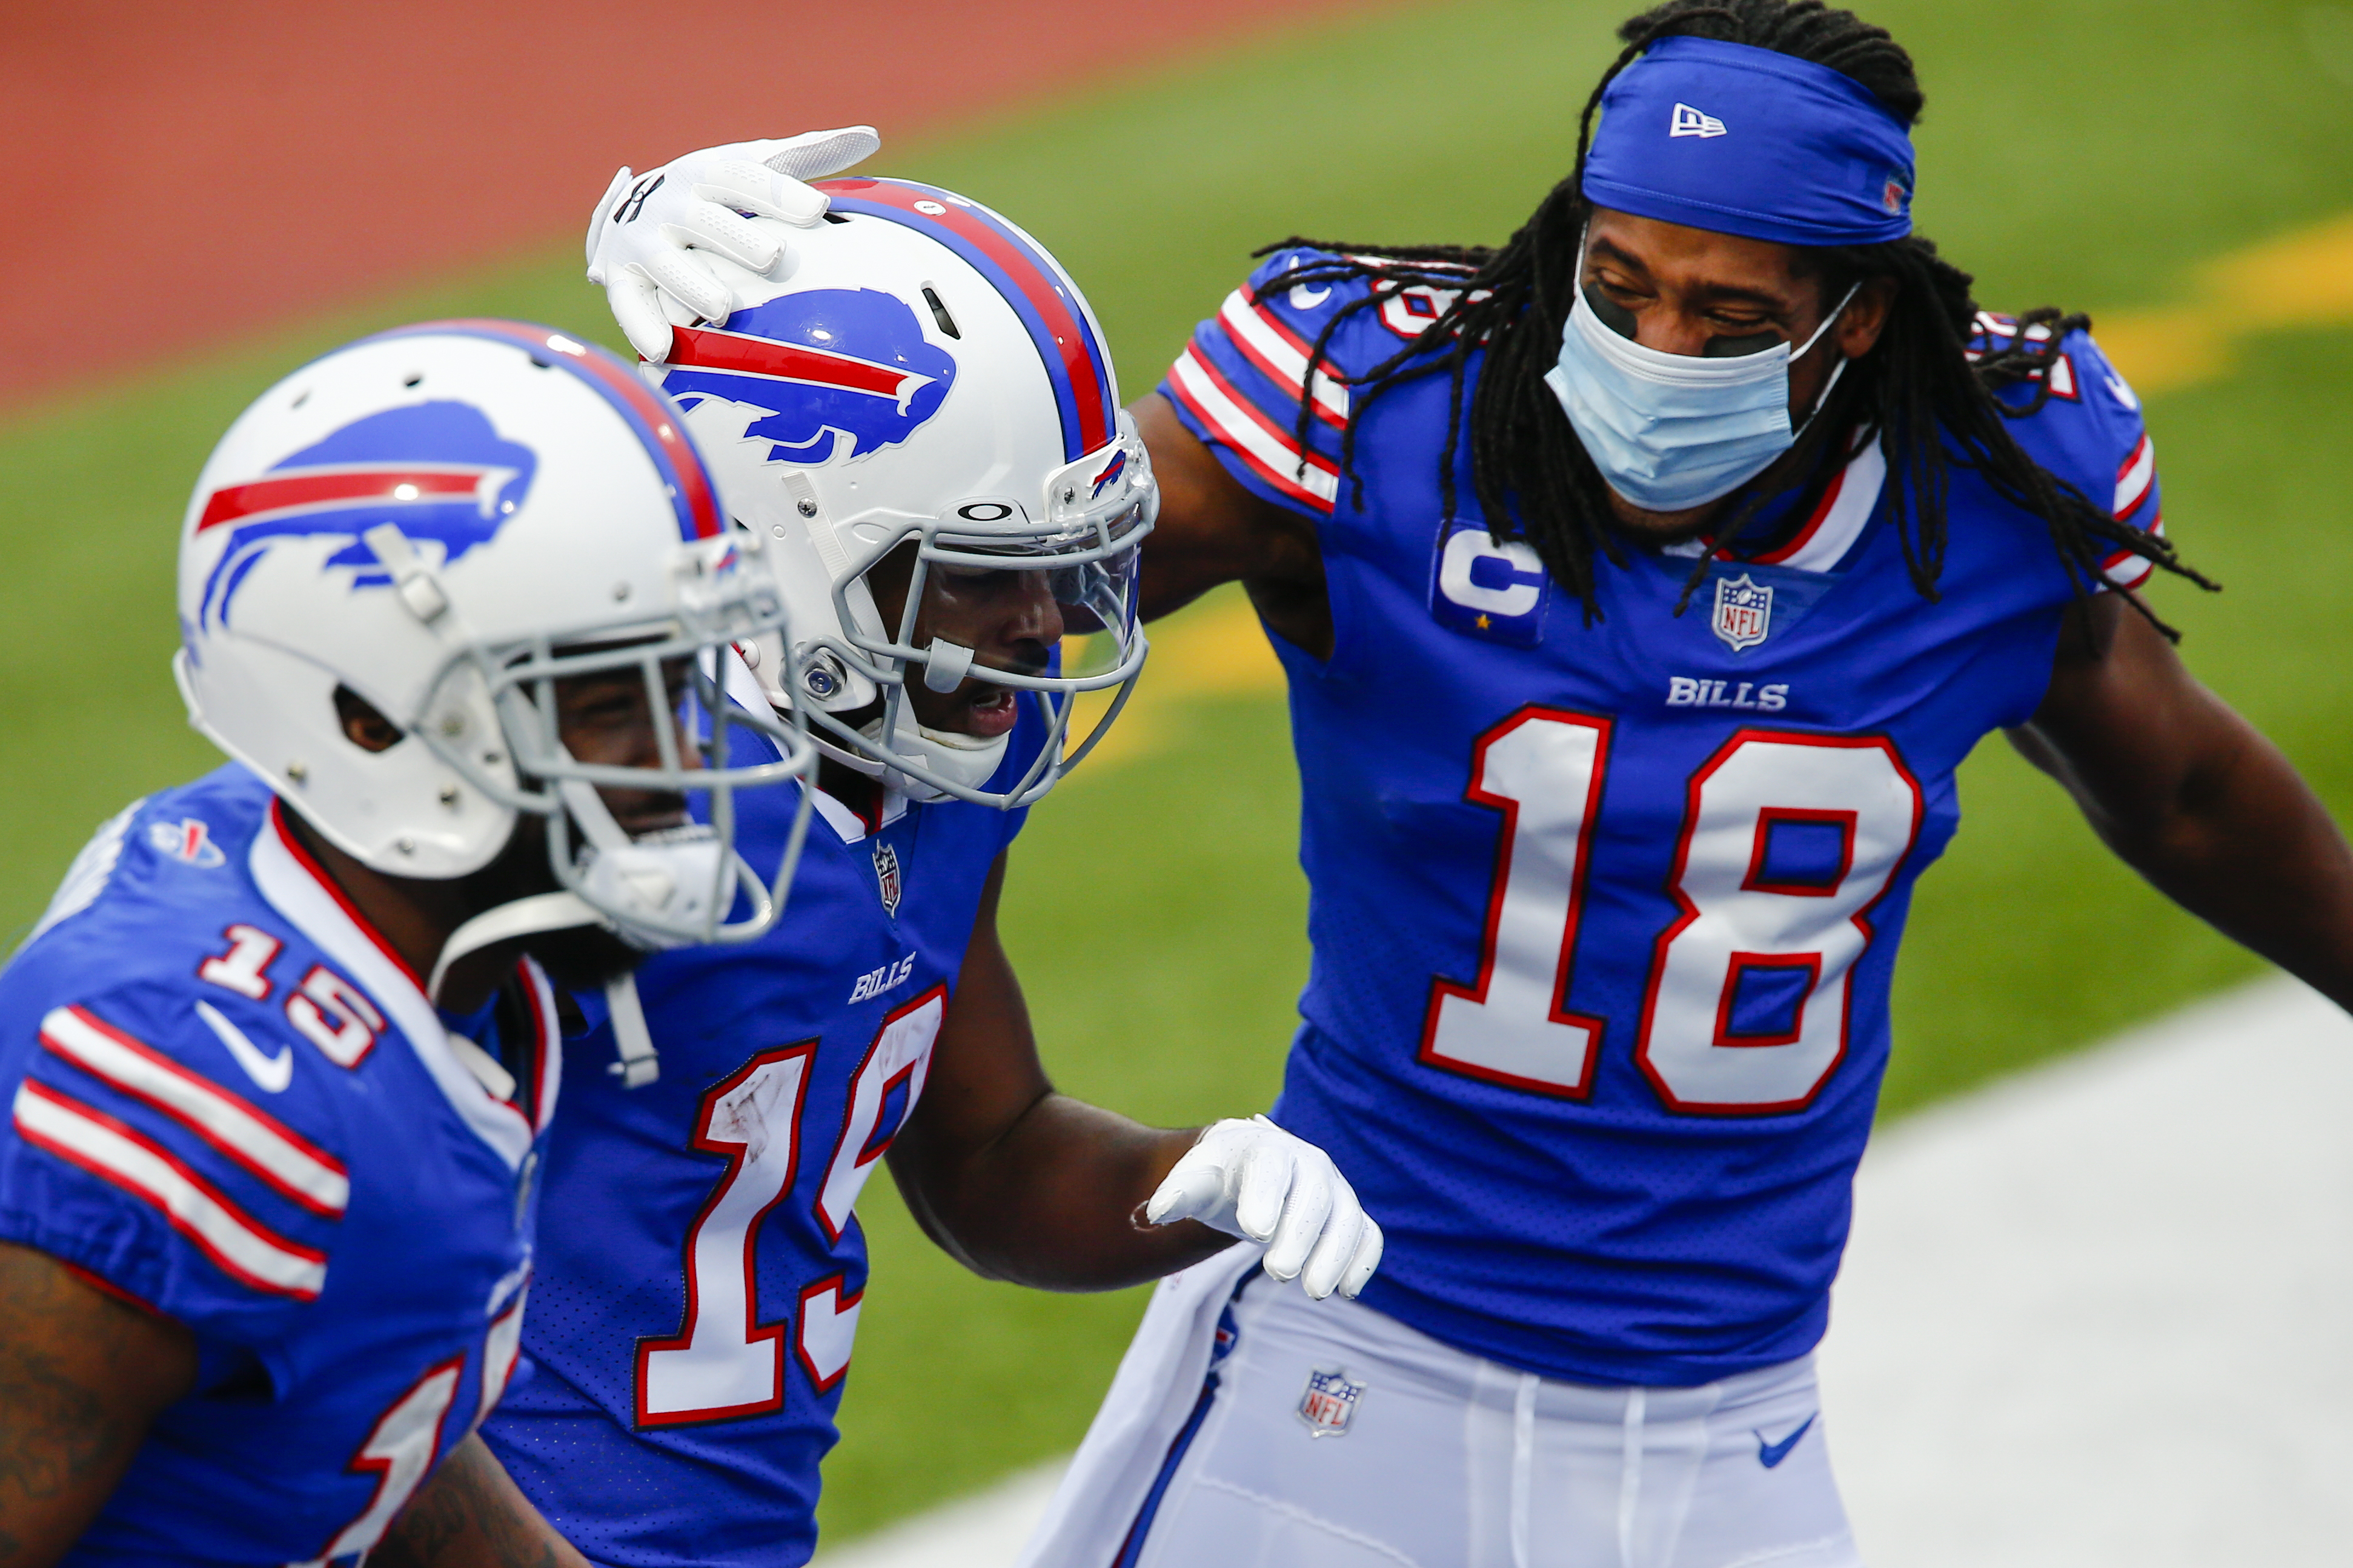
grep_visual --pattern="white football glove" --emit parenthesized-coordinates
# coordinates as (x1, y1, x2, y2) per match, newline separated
(584, 128, 881, 362)
(1144, 1115, 1384, 1301)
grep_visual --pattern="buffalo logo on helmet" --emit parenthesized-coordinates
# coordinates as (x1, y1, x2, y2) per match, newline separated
(659, 288, 957, 468)
(193, 401, 537, 628)
(1089, 448, 1127, 499)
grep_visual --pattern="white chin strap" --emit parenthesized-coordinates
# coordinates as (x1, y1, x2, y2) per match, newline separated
(426, 890, 611, 1003)
(604, 973, 660, 1088)
(426, 892, 665, 1093)
(882, 707, 1011, 800)
(425, 782, 746, 1093)
(557, 780, 740, 948)
(810, 701, 1012, 802)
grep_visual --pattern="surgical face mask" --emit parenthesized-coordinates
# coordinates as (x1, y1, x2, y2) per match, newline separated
(1544, 273, 1859, 514)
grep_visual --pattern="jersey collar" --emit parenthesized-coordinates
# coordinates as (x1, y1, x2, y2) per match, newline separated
(806, 781, 908, 845)
(250, 801, 542, 1171)
(1660, 429, 1888, 576)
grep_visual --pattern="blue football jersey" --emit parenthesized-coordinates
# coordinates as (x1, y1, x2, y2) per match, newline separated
(1164, 253, 2163, 1386)
(0, 764, 559, 1564)
(481, 701, 1043, 1567)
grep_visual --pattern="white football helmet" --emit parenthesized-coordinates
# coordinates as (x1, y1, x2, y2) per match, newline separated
(175, 319, 817, 970)
(640, 175, 1153, 808)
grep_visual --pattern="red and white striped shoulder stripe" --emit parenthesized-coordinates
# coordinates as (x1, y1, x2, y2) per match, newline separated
(13, 1074, 330, 1301)
(14, 1003, 343, 1300)
(2112, 433, 2156, 523)
(38, 1005, 348, 1216)
(2103, 433, 2162, 590)
(1166, 342, 1339, 515)
(1221, 289, 1350, 431)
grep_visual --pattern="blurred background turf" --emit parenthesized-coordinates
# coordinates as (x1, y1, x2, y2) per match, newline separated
(4, 0, 2352, 1544)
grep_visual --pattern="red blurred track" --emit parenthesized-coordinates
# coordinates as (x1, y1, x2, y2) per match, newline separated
(0, 0, 1382, 414)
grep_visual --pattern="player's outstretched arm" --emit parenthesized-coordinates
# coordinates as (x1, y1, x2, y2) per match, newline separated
(887, 855, 1381, 1299)
(2013, 594, 2353, 1008)
(0, 1240, 195, 1566)
(372, 1434, 591, 1568)
(1130, 394, 1332, 644)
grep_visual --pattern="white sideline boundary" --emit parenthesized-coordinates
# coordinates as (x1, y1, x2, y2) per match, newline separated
(815, 978, 2353, 1566)
(1820, 974, 2353, 1564)
(814, 1461, 1067, 1567)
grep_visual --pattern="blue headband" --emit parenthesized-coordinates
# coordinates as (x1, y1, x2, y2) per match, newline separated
(1580, 36, 1916, 248)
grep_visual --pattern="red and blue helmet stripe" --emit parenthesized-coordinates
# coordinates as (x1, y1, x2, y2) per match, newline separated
(359, 319, 725, 542)
(816, 179, 1118, 464)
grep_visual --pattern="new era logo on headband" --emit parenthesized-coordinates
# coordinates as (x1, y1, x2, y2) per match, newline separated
(1670, 102, 1727, 138)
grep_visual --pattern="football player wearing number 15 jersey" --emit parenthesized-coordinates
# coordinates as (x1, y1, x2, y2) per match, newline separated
(0, 321, 818, 1563)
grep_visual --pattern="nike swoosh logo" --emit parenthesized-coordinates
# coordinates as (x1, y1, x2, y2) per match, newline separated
(1289, 282, 1332, 309)
(1755, 1414, 1816, 1469)
(195, 1001, 293, 1094)
(2102, 369, 2140, 412)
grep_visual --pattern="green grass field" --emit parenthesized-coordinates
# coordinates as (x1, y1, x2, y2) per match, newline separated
(4, 0, 2352, 1544)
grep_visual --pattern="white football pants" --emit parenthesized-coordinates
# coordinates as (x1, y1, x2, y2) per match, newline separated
(1117, 1277, 1862, 1568)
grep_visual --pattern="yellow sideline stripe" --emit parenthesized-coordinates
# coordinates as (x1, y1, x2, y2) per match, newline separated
(1065, 212, 2353, 775)
(2095, 211, 2353, 393)
(1066, 592, 1283, 772)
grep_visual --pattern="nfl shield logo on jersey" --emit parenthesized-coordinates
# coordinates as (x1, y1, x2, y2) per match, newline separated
(1711, 572, 1774, 652)
(148, 817, 226, 868)
(872, 842, 903, 918)
(1296, 1366, 1364, 1437)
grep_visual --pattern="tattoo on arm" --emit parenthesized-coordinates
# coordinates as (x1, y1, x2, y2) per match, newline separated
(0, 1242, 195, 1567)
(373, 1434, 586, 1568)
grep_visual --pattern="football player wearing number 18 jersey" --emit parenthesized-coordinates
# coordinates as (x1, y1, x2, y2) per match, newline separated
(1023, 5, 2353, 1563)
(617, 21, 2353, 1557)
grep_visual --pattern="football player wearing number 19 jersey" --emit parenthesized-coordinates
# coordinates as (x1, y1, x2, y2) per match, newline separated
(477, 153, 1384, 1568)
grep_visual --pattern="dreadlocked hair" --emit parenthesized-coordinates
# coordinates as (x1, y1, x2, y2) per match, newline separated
(1255, 0, 2212, 633)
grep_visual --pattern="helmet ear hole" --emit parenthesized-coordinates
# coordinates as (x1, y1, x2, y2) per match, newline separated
(921, 287, 961, 340)
(332, 686, 404, 754)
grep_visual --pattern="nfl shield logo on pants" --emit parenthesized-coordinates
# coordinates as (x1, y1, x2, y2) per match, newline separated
(1296, 1366, 1364, 1437)
(1711, 572, 1774, 652)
